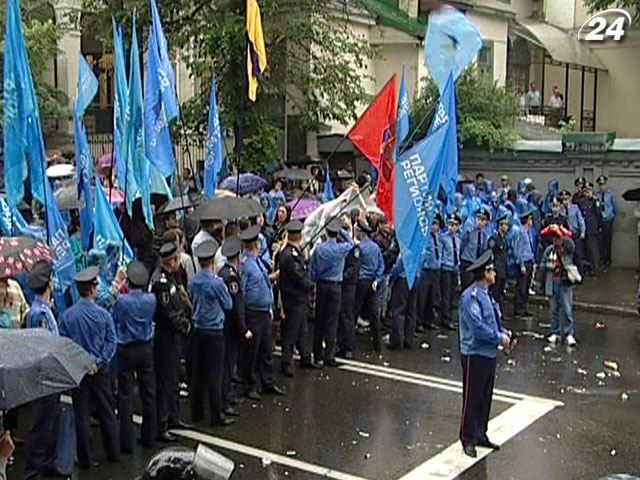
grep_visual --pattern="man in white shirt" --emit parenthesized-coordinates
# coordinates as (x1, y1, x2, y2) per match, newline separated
(191, 219, 223, 271)
(526, 82, 541, 114)
(550, 86, 563, 109)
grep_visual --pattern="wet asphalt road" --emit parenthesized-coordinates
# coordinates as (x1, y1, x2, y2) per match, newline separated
(7, 296, 640, 480)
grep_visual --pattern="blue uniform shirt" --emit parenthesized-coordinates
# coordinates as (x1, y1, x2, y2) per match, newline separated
(309, 235, 354, 282)
(112, 290, 156, 345)
(60, 298, 117, 366)
(563, 204, 586, 237)
(422, 232, 442, 270)
(460, 219, 487, 263)
(598, 190, 616, 222)
(515, 226, 535, 267)
(242, 253, 274, 312)
(358, 238, 384, 284)
(189, 269, 232, 330)
(459, 282, 503, 358)
(25, 297, 58, 335)
(439, 231, 460, 272)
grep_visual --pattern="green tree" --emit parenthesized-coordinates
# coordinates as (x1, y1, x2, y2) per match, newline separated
(582, 0, 640, 21)
(410, 69, 519, 151)
(82, 0, 377, 172)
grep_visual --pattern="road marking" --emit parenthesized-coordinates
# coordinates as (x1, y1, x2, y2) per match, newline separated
(397, 399, 558, 480)
(171, 428, 370, 480)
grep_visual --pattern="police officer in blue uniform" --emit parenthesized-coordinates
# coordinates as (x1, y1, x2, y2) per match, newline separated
(417, 215, 443, 331)
(113, 261, 158, 452)
(23, 261, 64, 479)
(439, 213, 461, 331)
(189, 240, 235, 426)
(240, 225, 285, 400)
(278, 220, 317, 376)
(388, 254, 417, 349)
(309, 219, 354, 366)
(514, 208, 536, 319)
(338, 220, 361, 359)
(488, 212, 509, 317)
(60, 266, 120, 468)
(458, 251, 512, 458)
(580, 182, 602, 276)
(596, 175, 616, 268)
(460, 208, 490, 291)
(560, 189, 586, 273)
(218, 236, 250, 415)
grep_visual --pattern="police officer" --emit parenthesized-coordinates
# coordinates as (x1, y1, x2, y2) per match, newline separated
(113, 261, 158, 452)
(560, 189, 586, 273)
(278, 220, 317, 376)
(353, 219, 385, 352)
(596, 175, 617, 268)
(417, 215, 443, 331)
(514, 209, 536, 319)
(573, 176, 587, 204)
(23, 261, 63, 479)
(580, 182, 602, 276)
(387, 254, 417, 349)
(460, 208, 490, 290)
(439, 213, 461, 331)
(60, 266, 120, 468)
(337, 219, 361, 359)
(218, 236, 251, 416)
(458, 251, 512, 458)
(240, 225, 285, 400)
(488, 213, 509, 317)
(150, 243, 192, 442)
(189, 240, 234, 426)
(309, 219, 354, 366)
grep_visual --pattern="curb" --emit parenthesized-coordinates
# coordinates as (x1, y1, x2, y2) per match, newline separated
(527, 295, 638, 318)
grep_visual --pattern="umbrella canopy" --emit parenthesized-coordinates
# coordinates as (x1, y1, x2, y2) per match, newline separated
(541, 224, 573, 238)
(219, 173, 268, 196)
(104, 186, 125, 206)
(193, 197, 264, 221)
(98, 153, 115, 170)
(0, 329, 95, 410)
(46, 164, 76, 179)
(158, 194, 201, 215)
(274, 168, 311, 181)
(287, 198, 320, 220)
(622, 188, 640, 202)
(0, 237, 53, 278)
(54, 185, 78, 211)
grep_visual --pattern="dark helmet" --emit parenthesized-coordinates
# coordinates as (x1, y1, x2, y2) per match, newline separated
(138, 445, 235, 480)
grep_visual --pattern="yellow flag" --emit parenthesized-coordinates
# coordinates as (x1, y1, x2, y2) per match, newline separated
(246, 0, 267, 102)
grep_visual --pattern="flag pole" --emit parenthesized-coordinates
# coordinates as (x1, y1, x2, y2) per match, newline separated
(39, 154, 51, 244)
(108, 134, 115, 204)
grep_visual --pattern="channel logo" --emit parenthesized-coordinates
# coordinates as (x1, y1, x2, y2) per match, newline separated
(578, 8, 632, 42)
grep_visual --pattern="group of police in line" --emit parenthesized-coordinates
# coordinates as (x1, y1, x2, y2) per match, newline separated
(17, 172, 618, 476)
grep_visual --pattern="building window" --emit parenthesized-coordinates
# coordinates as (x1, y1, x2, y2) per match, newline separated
(477, 41, 494, 81)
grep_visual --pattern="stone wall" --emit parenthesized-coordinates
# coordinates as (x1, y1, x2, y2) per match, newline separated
(460, 148, 640, 267)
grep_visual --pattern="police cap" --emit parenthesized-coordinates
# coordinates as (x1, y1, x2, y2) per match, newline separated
(559, 189, 572, 199)
(28, 260, 52, 290)
(476, 208, 490, 221)
(596, 175, 608, 185)
(326, 219, 342, 235)
(241, 225, 261, 243)
(285, 220, 304, 234)
(465, 250, 495, 273)
(574, 176, 587, 187)
(336, 169, 354, 180)
(447, 213, 462, 225)
(585, 181, 594, 190)
(356, 219, 374, 235)
(221, 236, 242, 259)
(127, 261, 149, 288)
(74, 266, 100, 285)
(193, 239, 217, 260)
(496, 212, 510, 224)
(519, 207, 535, 221)
(159, 242, 179, 260)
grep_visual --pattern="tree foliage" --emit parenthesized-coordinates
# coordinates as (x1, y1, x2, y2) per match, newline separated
(82, 0, 377, 171)
(410, 69, 519, 151)
(582, 0, 640, 21)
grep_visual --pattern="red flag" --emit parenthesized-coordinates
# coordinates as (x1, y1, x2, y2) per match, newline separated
(347, 76, 398, 222)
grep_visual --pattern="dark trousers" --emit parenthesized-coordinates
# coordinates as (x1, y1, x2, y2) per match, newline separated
(459, 355, 496, 446)
(489, 274, 506, 317)
(72, 366, 120, 468)
(585, 232, 600, 274)
(354, 279, 382, 352)
(117, 341, 157, 452)
(281, 296, 311, 368)
(440, 270, 459, 325)
(154, 330, 181, 434)
(460, 261, 474, 291)
(514, 261, 533, 316)
(24, 394, 60, 479)
(223, 333, 242, 409)
(573, 236, 585, 274)
(389, 277, 417, 348)
(600, 221, 613, 265)
(241, 310, 275, 391)
(337, 282, 357, 354)
(191, 329, 225, 424)
(313, 281, 342, 362)
(417, 269, 441, 327)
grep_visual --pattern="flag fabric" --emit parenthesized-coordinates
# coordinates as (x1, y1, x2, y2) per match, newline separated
(322, 165, 335, 202)
(396, 65, 410, 155)
(150, 165, 173, 198)
(94, 175, 134, 262)
(424, 6, 483, 94)
(0, 197, 44, 240)
(75, 54, 99, 251)
(394, 76, 457, 288)
(347, 76, 397, 222)
(204, 75, 224, 199)
(246, 0, 267, 102)
(144, 0, 178, 177)
(125, 15, 153, 229)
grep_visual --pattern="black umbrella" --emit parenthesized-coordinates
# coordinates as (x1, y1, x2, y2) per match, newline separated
(158, 194, 201, 215)
(0, 329, 95, 410)
(193, 197, 264, 221)
(273, 168, 311, 181)
(622, 188, 640, 202)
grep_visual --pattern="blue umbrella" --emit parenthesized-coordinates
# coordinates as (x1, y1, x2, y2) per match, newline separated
(219, 173, 268, 196)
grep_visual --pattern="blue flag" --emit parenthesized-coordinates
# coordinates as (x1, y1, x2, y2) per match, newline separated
(323, 165, 335, 202)
(150, 165, 173, 199)
(76, 54, 98, 115)
(424, 6, 483, 94)
(94, 175, 134, 262)
(126, 15, 153, 229)
(204, 76, 224, 199)
(144, 0, 178, 177)
(0, 197, 43, 239)
(396, 65, 410, 155)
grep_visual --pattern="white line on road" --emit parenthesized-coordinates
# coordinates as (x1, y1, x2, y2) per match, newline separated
(397, 399, 559, 480)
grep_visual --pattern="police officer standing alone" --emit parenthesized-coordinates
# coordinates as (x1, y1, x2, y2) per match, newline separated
(596, 175, 616, 269)
(150, 243, 192, 442)
(60, 266, 120, 468)
(458, 251, 512, 458)
(189, 240, 234, 426)
(488, 213, 509, 317)
(112, 261, 158, 452)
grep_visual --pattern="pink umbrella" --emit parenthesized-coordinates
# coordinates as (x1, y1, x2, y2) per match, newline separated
(103, 186, 125, 205)
(287, 198, 320, 220)
(98, 153, 115, 170)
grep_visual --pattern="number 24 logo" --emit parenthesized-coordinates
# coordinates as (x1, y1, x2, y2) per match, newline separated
(578, 8, 632, 42)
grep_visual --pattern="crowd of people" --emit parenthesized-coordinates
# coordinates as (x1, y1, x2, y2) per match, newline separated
(0, 166, 620, 477)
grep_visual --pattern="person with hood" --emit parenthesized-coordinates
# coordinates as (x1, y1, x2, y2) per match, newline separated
(543, 179, 560, 216)
(514, 209, 536, 319)
(260, 192, 276, 225)
(460, 184, 482, 225)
